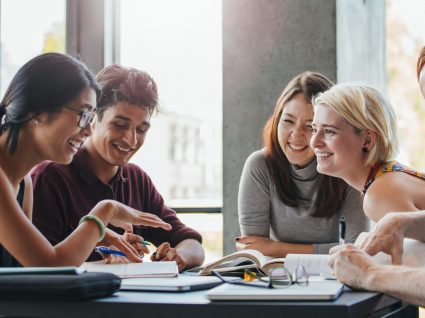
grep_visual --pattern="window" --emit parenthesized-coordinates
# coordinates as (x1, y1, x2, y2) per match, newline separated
(0, 0, 65, 96)
(386, 0, 425, 170)
(119, 0, 223, 260)
(119, 0, 222, 209)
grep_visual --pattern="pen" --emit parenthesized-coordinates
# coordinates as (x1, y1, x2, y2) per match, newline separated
(95, 246, 127, 257)
(339, 216, 346, 245)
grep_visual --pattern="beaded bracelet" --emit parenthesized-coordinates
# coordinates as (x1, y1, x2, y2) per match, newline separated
(79, 215, 106, 242)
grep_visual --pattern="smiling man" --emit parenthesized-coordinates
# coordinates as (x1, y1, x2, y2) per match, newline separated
(31, 65, 204, 271)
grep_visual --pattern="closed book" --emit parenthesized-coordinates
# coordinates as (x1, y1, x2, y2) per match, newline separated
(83, 260, 178, 278)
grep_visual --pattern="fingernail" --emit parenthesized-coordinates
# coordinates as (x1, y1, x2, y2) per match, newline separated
(235, 237, 240, 241)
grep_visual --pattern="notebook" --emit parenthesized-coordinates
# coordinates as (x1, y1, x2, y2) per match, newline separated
(83, 261, 178, 278)
(206, 279, 344, 301)
(121, 276, 223, 292)
(0, 266, 86, 275)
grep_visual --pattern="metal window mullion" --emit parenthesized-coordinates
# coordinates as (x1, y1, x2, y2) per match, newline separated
(104, 0, 120, 65)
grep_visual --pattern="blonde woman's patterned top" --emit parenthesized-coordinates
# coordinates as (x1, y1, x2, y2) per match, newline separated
(362, 160, 425, 195)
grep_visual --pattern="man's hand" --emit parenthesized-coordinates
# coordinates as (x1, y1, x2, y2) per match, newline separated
(98, 227, 149, 263)
(328, 244, 377, 289)
(359, 213, 405, 265)
(151, 242, 187, 272)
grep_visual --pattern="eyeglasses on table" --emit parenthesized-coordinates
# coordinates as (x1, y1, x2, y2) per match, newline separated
(211, 265, 309, 289)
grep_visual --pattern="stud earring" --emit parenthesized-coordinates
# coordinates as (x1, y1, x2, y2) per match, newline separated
(362, 147, 368, 154)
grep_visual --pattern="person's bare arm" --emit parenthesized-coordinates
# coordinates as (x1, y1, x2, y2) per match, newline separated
(400, 211, 425, 241)
(0, 167, 171, 266)
(329, 244, 425, 307)
(363, 184, 417, 223)
(366, 265, 425, 306)
(236, 236, 312, 257)
(22, 175, 33, 220)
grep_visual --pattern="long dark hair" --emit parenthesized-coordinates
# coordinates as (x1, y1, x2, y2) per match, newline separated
(0, 52, 100, 154)
(263, 71, 347, 218)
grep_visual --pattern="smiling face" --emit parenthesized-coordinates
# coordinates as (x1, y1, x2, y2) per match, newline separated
(310, 104, 367, 180)
(32, 87, 96, 164)
(277, 93, 316, 167)
(88, 101, 151, 168)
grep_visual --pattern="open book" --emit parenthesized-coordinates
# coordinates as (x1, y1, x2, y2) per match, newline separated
(279, 233, 425, 277)
(198, 249, 285, 275)
(200, 232, 425, 277)
(83, 261, 178, 278)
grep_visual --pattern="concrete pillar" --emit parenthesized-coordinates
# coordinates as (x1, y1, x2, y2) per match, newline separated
(223, 0, 385, 254)
(66, 0, 119, 73)
(337, 0, 386, 92)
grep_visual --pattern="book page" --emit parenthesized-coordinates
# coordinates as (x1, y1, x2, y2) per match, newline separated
(261, 258, 286, 275)
(400, 239, 425, 266)
(83, 261, 178, 278)
(284, 254, 331, 276)
(199, 249, 267, 275)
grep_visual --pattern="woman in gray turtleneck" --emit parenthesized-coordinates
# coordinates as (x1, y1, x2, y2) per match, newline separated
(237, 72, 369, 257)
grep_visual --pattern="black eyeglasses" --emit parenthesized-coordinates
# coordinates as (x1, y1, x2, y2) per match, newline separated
(64, 106, 96, 129)
(212, 265, 309, 289)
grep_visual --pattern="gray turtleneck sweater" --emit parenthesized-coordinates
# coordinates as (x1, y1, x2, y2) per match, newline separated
(238, 150, 369, 254)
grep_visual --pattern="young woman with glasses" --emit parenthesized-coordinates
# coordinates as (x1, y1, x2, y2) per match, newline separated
(0, 53, 171, 267)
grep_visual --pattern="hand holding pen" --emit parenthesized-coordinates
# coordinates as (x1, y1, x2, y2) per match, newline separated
(95, 240, 151, 264)
(98, 227, 151, 263)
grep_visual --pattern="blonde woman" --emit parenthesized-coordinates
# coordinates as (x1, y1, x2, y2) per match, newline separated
(326, 47, 425, 306)
(310, 84, 424, 222)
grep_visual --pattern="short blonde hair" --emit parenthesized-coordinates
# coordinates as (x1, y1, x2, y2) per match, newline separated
(313, 83, 399, 166)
